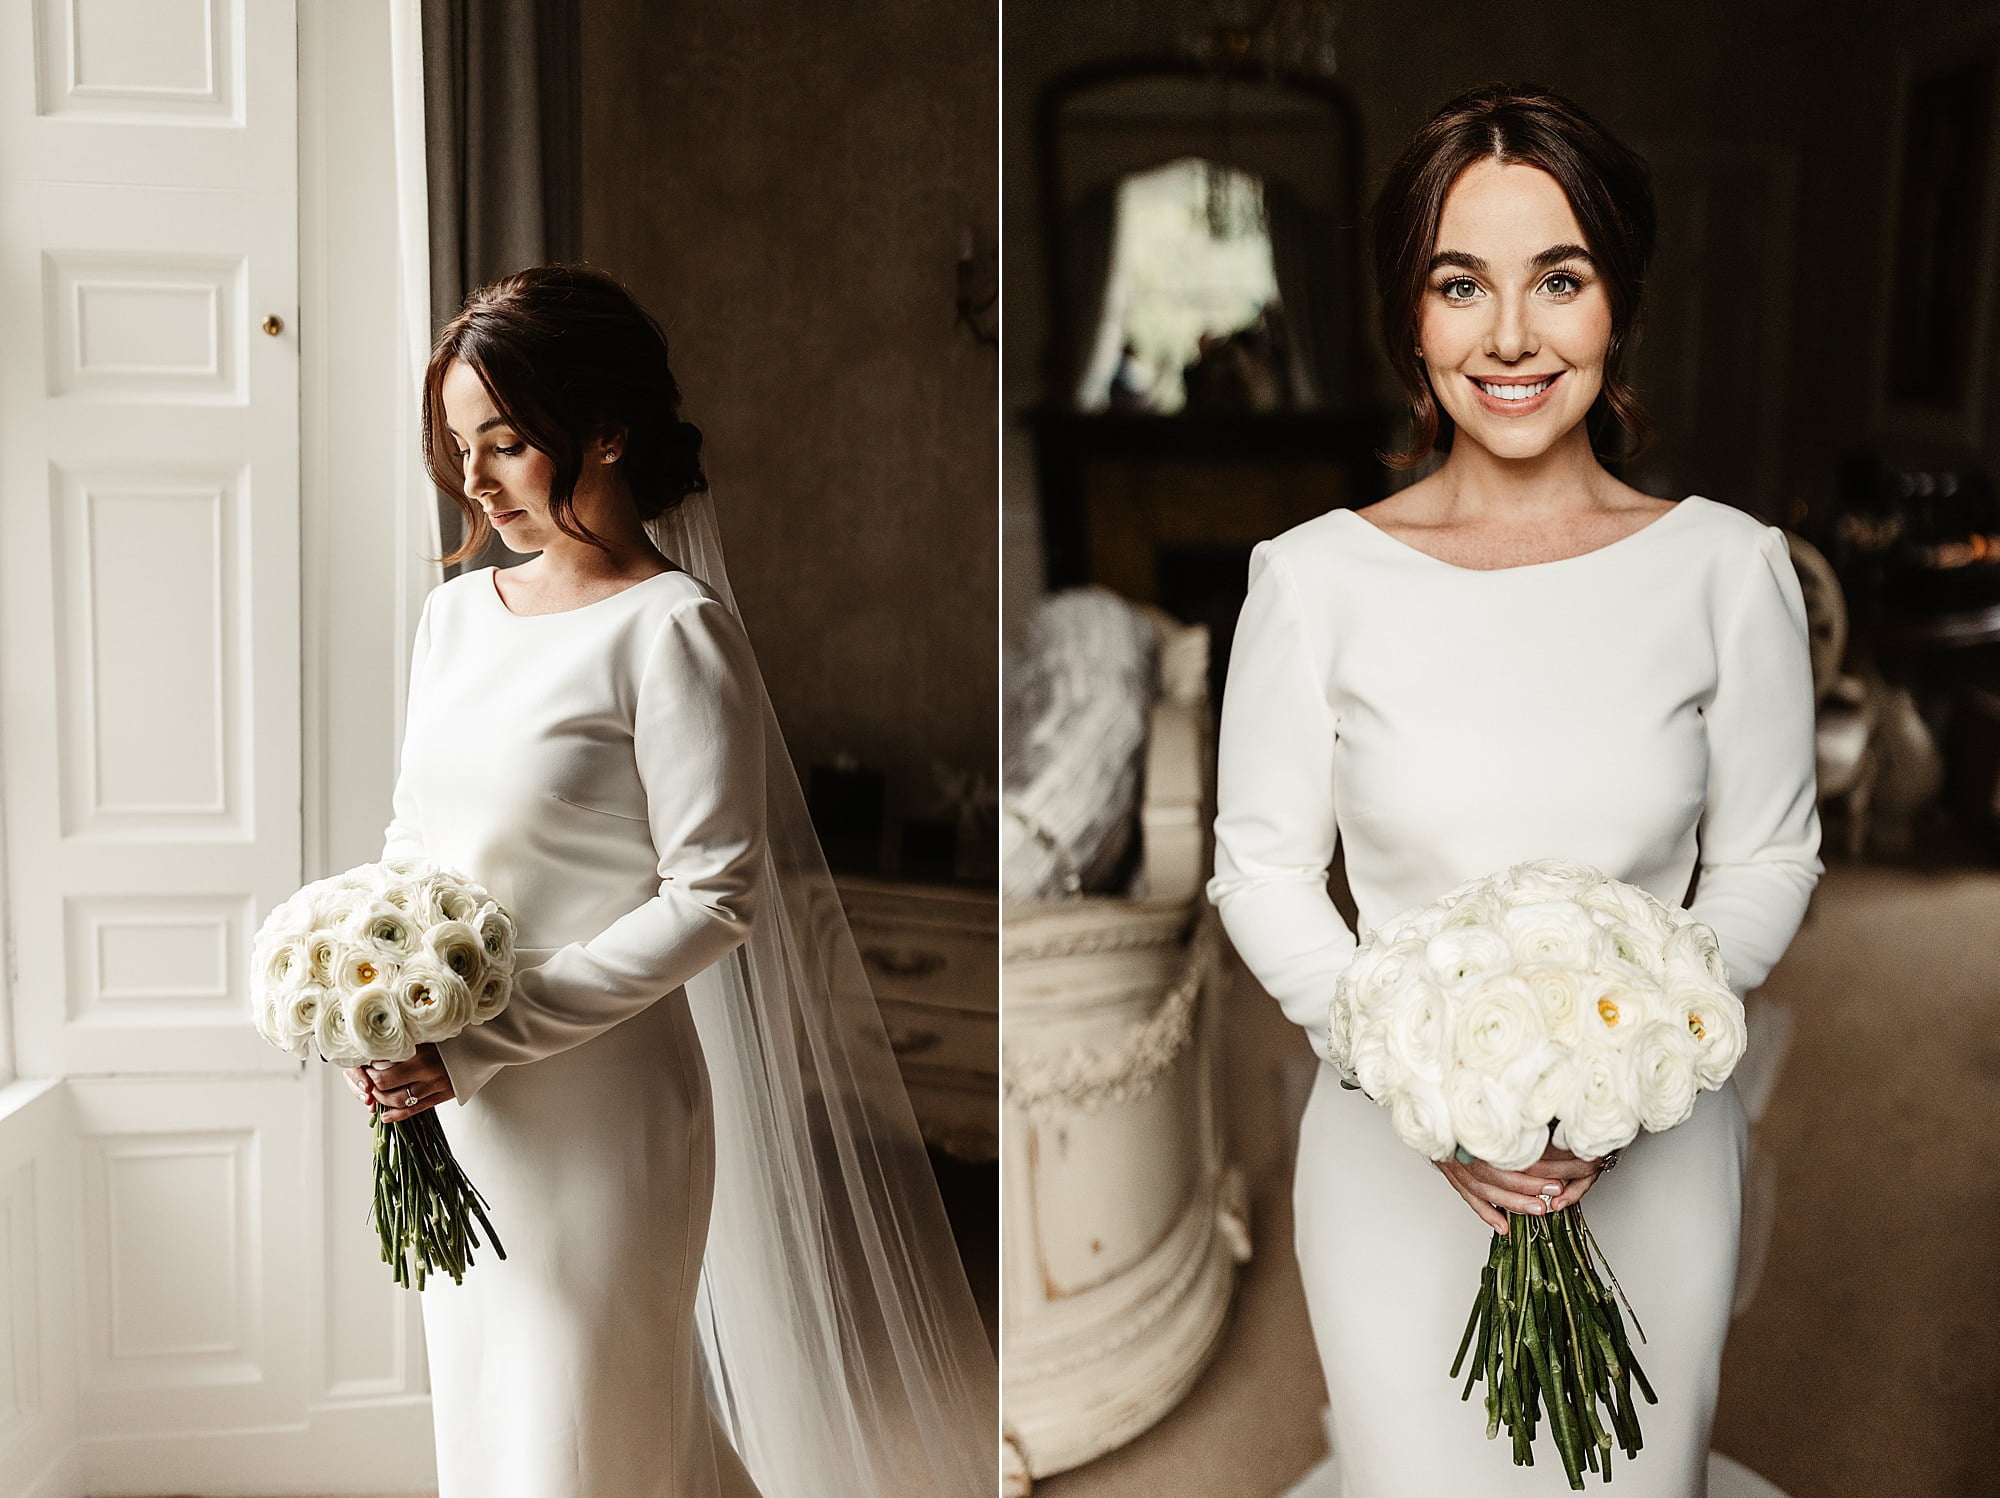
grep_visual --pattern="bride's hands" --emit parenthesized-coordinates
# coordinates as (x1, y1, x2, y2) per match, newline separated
(340, 1043, 456, 1122)
(1435, 1142, 1610, 1233)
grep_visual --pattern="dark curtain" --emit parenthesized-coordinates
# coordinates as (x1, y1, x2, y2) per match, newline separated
(1265, 183, 1342, 410)
(421, 0, 583, 572)
(1058, 184, 1120, 407)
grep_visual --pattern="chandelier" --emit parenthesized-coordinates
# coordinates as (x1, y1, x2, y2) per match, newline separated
(1181, 0, 1340, 78)
(1177, 0, 1338, 239)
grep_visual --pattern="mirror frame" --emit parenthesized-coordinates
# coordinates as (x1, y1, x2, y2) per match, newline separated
(1033, 54, 1368, 406)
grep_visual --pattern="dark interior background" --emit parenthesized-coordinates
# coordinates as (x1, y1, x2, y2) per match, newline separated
(1005, 0, 2000, 518)
(580, 0, 1000, 874)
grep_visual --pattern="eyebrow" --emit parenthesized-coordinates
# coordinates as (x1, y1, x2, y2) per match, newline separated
(1428, 243, 1596, 275)
(443, 416, 514, 440)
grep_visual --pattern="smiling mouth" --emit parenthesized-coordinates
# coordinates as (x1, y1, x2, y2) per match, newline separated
(490, 509, 526, 524)
(1470, 373, 1562, 402)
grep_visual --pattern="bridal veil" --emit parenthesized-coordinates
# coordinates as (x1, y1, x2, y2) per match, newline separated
(646, 492, 997, 1496)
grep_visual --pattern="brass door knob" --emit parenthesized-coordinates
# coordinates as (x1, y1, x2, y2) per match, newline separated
(262, 314, 284, 336)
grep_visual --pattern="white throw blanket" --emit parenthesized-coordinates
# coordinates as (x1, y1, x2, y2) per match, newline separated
(1002, 587, 1158, 901)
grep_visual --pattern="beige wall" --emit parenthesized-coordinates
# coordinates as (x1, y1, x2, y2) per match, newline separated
(582, 0, 999, 870)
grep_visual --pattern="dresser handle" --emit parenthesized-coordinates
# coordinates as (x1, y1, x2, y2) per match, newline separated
(888, 1025, 943, 1057)
(862, 945, 946, 979)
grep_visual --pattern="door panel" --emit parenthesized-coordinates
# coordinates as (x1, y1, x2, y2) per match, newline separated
(0, 0, 309, 1483)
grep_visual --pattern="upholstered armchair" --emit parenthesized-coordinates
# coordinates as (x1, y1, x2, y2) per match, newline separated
(1787, 531, 1941, 859)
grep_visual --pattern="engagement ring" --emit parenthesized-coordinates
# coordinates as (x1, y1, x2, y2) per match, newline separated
(405, 1089, 418, 1107)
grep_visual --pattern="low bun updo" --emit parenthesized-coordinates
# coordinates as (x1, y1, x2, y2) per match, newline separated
(423, 264, 708, 565)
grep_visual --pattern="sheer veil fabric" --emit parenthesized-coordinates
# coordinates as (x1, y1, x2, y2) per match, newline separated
(644, 492, 997, 1496)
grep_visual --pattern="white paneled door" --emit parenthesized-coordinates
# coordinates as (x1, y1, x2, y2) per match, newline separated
(0, 0, 315, 1492)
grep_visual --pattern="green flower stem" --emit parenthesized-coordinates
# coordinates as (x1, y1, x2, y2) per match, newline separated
(367, 1102, 505, 1288)
(1548, 1240, 1612, 1460)
(1452, 1268, 1485, 1378)
(1456, 1205, 1651, 1489)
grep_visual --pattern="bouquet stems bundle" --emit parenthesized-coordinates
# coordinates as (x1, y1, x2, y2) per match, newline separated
(371, 1101, 505, 1289)
(1452, 1207, 1655, 1489)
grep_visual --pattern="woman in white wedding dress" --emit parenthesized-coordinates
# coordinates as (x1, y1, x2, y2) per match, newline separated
(337, 266, 994, 1498)
(1209, 87, 1822, 1497)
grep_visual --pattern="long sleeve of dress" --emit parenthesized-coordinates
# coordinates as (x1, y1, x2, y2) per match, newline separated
(1207, 542, 1357, 1064)
(437, 596, 768, 1103)
(380, 592, 435, 862)
(1687, 525, 1824, 995)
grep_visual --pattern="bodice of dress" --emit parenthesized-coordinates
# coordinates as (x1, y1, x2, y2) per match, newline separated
(381, 564, 766, 1101)
(1207, 495, 1824, 1060)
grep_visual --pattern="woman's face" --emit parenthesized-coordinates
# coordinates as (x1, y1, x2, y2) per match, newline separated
(440, 358, 617, 555)
(1415, 158, 1612, 463)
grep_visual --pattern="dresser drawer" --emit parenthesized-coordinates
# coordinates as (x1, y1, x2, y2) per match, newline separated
(835, 876, 997, 1161)
(837, 875, 997, 1016)
(876, 994, 997, 1080)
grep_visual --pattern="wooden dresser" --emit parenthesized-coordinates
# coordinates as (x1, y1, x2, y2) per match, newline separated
(837, 875, 998, 1164)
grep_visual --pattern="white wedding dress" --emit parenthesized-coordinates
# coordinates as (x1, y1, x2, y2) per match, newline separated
(1209, 496, 1823, 1497)
(382, 563, 766, 1498)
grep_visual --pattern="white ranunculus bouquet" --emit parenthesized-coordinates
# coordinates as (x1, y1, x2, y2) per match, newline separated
(251, 857, 517, 1287)
(1328, 857, 1744, 1489)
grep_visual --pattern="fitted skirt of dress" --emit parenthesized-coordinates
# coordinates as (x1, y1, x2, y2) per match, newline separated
(420, 986, 761, 1498)
(1293, 1064, 1748, 1498)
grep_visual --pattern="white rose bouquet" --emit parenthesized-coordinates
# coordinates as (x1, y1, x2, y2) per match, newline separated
(250, 857, 517, 1288)
(1328, 857, 1745, 1489)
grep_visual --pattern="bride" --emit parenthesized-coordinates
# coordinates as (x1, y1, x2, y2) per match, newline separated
(1208, 86, 1821, 1496)
(338, 264, 994, 1497)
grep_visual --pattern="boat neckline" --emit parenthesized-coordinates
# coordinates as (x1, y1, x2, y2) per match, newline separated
(1335, 494, 1707, 574)
(482, 563, 685, 618)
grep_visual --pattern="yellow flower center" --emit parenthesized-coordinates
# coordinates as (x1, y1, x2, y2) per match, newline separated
(1687, 1013, 1706, 1041)
(357, 961, 376, 983)
(410, 984, 433, 1007)
(1597, 997, 1621, 1027)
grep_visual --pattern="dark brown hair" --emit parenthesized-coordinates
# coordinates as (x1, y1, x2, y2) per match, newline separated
(423, 264, 707, 566)
(1371, 84, 1657, 469)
